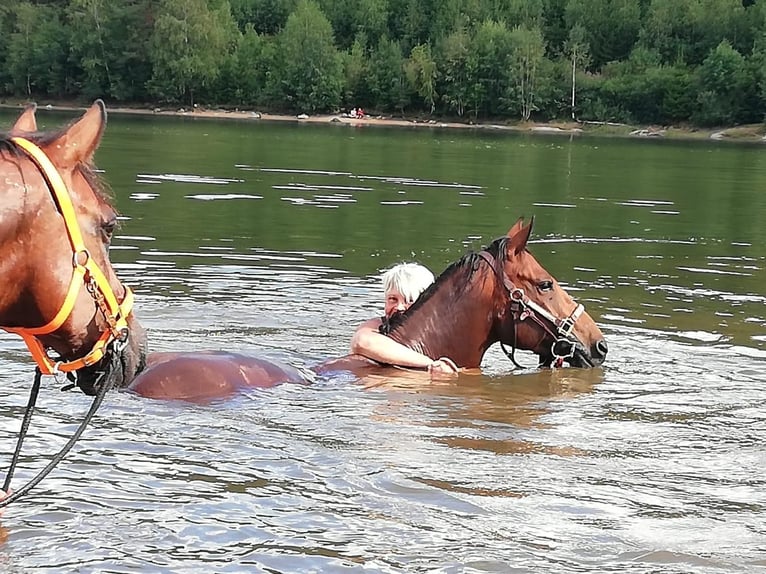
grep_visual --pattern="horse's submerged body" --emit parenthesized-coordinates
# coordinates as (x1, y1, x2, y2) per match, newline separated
(127, 351, 310, 402)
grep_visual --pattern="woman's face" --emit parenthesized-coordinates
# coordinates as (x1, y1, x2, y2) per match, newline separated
(384, 289, 411, 318)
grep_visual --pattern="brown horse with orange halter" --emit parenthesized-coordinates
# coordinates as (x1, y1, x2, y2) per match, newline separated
(0, 102, 147, 394)
(317, 218, 608, 376)
(0, 102, 149, 507)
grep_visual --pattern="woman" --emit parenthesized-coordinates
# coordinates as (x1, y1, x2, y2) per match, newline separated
(351, 263, 457, 376)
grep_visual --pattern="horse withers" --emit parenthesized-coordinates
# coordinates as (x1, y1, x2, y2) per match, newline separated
(0, 102, 148, 393)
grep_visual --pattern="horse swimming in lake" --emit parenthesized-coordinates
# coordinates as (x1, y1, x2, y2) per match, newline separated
(131, 218, 607, 402)
(318, 217, 607, 376)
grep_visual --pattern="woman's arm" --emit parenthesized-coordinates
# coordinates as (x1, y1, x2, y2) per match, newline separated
(351, 319, 456, 373)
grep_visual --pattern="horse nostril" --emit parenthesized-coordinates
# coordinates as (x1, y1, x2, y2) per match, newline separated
(595, 339, 609, 358)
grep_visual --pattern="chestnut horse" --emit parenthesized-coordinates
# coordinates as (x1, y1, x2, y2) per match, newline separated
(129, 218, 606, 402)
(317, 218, 608, 375)
(3, 102, 305, 404)
(1, 102, 147, 394)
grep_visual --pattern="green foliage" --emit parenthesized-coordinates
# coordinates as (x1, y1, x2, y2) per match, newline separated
(367, 36, 409, 112)
(640, 0, 747, 66)
(148, 0, 238, 106)
(66, 0, 153, 101)
(404, 43, 437, 113)
(565, 0, 640, 69)
(229, 0, 296, 34)
(7, 2, 69, 97)
(273, 0, 343, 112)
(436, 27, 471, 117)
(506, 25, 546, 121)
(694, 40, 751, 125)
(0, 0, 763, 126)
(342, 34, 371, 107)
(470, 20, 515, 118)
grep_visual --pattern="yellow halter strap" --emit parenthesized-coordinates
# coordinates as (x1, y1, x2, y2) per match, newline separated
(2, 136, 134, 375)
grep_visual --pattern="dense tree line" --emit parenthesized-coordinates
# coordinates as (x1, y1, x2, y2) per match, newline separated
(1, 0, 765, 126)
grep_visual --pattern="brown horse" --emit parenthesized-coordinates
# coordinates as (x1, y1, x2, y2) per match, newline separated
(129, 218, 606, 402)
(0, 102, 147, 394)
(127, 351, 311, 402)
(317, 218, 608, 375)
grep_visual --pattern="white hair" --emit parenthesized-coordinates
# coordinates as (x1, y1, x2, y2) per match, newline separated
(381, 263, 435, 304)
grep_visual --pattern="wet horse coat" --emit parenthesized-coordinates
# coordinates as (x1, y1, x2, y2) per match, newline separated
(130, 219, 607, 402)
(0, 102, 147, 392)
(318, 218, 608, 376)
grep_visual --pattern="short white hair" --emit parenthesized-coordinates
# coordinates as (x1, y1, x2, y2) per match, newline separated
(381, 263, 435, 304)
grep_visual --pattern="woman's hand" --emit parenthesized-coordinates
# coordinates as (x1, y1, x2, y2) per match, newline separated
(427, 357, 459, 379)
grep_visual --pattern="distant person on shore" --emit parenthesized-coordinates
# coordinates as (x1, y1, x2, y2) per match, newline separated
(350, 263, 457, 376)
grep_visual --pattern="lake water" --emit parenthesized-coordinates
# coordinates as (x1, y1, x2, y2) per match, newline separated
(1, 110, 765, 573)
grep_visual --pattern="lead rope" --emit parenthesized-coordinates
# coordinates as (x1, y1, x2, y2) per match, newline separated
(2, 368, 43, 493)
(0, 354, 116, 509)
(500, 318, 527, 370)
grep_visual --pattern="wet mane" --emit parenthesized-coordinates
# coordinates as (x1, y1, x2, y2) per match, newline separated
(382, 236, 507, 334)
(0, 130, 115, 209)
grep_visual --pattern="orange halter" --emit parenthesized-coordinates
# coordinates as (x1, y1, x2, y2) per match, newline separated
(2, 136, 134, 375)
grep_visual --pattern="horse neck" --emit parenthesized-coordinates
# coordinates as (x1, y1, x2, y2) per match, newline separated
(0, 161, 38, 325)
(387, 265, 499, 368)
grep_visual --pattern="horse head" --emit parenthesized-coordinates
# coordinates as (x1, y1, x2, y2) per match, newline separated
(0, 101, 147, 394)
(490, 217, 608, 368)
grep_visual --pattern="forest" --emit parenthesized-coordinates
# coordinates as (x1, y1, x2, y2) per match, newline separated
(1, 0, 765, 127)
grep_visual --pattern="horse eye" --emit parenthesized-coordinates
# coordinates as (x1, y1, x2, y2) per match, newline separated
(101, 219, 117, 240)
(537, 280, 554, 292)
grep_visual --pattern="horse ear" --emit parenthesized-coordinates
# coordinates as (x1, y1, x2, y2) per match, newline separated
(507, 216, 535, 255)
(42, 100, 106, 168)
(506, 217, 525, 238)
(11, 103, 37, 134)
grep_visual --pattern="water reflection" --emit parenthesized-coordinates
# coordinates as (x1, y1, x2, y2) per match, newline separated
(364, 369, 603, 457)
(1, 113, 765, 572)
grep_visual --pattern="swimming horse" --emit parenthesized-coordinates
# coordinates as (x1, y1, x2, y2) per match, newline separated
(0, 101, 148, 505)
(317, 217, 608, 376)
(130, 218, 607, 402)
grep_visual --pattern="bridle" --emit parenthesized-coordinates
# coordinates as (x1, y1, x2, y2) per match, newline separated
(2, 136, 134, 377)
(0, 136, 134, 508)
(478, 248, 586, 369)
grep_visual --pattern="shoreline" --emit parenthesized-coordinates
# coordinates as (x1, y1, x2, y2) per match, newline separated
(4, 101, 765, 143)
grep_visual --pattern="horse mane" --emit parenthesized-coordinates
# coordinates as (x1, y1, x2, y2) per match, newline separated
(0, 130, 115, 209)
(381, 236, 507, 335)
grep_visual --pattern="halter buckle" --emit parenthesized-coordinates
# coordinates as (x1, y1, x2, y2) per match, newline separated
(112, 328, 130, 353)
(73, 249, 90, 268)
(558, 317, 575, 337)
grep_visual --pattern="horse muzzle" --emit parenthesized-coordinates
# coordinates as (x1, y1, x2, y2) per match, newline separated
(75, 320, 148, 395)
(542, 337, 608, 369)
(568, 338, 608, 368)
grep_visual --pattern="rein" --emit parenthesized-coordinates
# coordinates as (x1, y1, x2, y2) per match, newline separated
(0, 358, 115, 509)
(477, 249, 585, 369)
(0, 137, 132, 507)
